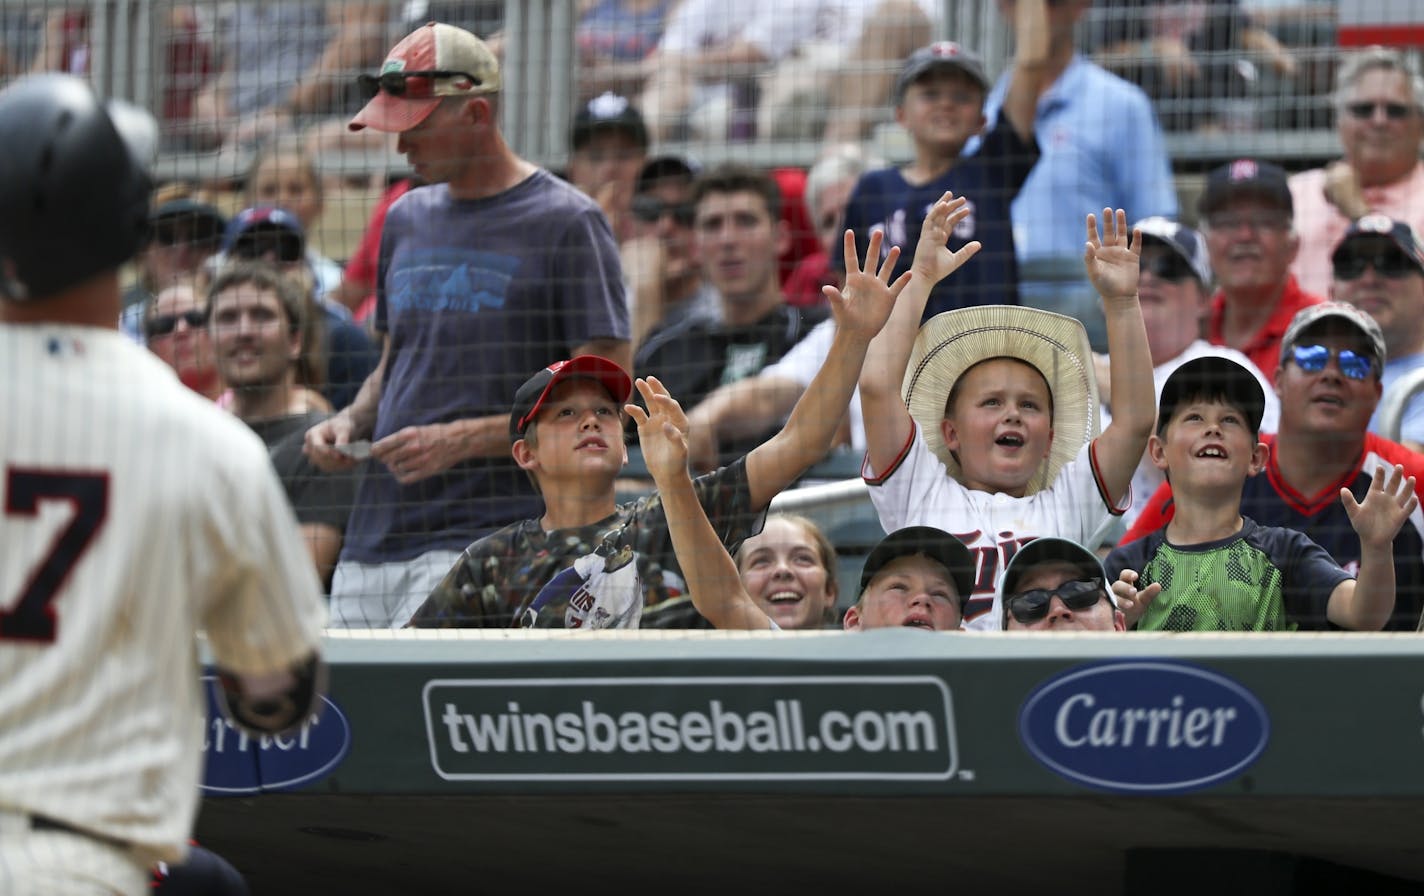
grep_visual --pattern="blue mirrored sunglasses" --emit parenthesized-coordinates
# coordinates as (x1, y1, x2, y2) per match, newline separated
(1289, 344, 1375, 381)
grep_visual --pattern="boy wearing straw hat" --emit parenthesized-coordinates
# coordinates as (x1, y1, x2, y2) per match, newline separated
(859, 194, 1157, 629)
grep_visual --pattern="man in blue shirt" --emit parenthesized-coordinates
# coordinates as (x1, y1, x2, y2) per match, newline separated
(973, 0, 1177, 350)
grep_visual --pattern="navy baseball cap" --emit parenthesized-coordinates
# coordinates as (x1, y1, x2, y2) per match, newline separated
(509, 355, 633, 441)
(1135, 216, 1212, 286)
(1157, 355, 1267, 438)
(150, 198, 227, 247)
(223, 206, 305, 263)
(1198, 158, 1293, 218)
(571, 92, 649, 151)
(895, 42, 990, 102)
(858, 526, 976, 604)
(1332, 213, 1424, 276)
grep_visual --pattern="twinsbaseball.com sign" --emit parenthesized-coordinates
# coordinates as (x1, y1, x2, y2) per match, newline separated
(422, 676, 958, 781)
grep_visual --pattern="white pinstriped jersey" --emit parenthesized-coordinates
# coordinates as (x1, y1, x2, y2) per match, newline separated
(0, 324, 326, 865)
(864, 423, 1125, 630)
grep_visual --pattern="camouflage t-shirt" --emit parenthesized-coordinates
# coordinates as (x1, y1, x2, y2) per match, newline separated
(1106, 517, 1349, 631)
(408, 458, 763, 628)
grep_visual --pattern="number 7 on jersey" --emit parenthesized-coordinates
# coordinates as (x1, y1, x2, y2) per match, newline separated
(3, 468, 108, 642)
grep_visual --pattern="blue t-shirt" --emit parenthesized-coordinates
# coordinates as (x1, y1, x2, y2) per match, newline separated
(838, 111, 1039, 319)
(344, 171, 630, 563)
(974, 55, 1177, 274)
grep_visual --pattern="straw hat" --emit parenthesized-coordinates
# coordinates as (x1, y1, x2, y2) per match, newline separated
(902, 305, 1100, 495)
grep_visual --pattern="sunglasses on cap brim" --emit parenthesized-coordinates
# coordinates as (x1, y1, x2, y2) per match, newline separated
(356, 70, 482, 101)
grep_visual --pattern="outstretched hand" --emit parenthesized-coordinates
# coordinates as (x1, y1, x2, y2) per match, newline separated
(626, 376, 690, 483)
(823, 229, 913, 341)
(1343, 463, 1419, 549)
(1084, 208, 1141, 304)
(910, 191, 983, 287)
(1110, 568, 1161, 629)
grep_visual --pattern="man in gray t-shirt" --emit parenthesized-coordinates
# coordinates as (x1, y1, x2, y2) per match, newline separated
(305, 23, 632, 629)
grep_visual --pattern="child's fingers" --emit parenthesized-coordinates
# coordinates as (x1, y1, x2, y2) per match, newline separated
(952, 241, 982, 267)
(876, 245, 901, 281)
(1085, 212, 1100, 247)
(625, 404, 649, 426)
(662, 420, 686, 447)
(1113, 207, 1128, 245)
(1101, 207, 1116, 243)
(886, 270, 913, 298)
(843, 229, 861, 273)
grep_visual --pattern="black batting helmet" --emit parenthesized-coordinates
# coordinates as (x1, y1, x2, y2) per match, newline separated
(0, 74, 152, 301)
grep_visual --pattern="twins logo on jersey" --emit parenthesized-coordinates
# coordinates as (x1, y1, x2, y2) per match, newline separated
(522, 543, 643, 629)
(958, 531, 1036, 621)
(868, 200, 979, 260)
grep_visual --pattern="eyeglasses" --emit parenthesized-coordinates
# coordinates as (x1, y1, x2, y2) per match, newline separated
(1289, 344, 1376, 381)
(631, 195, 696, 227)
(145, 308, 207, 339)
(1346, 101, 1415, 121)
(1205, 212, 1290, 233)
(1005, 578, 1106, 625)
(231, 231, 304, 264)
(1333, 248, 1420, 281)
(356, 70, 480, 101)
(1140, 251, 1196, 283)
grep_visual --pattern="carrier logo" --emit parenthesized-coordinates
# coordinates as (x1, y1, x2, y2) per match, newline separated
(1018, 661, 1269, 794)
(200, 675, 352, 796)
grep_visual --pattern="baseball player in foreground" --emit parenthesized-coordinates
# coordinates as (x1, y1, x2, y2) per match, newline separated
(0, 74, 327, 895)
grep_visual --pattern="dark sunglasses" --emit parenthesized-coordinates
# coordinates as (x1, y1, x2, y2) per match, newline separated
(1140, 251, 1196, 283)
(1289, 344, 1375, 381)
(231, 231, 305, 264)
(1005, 578, 1106, 625)
(1332, 248, 1419, 281)
(356, 69, 480, 101)
(1346, 101, 1414, 121)
(152, 222, 222, 250)
(145, 308, 207, 339)
(631, 195, 696, 227)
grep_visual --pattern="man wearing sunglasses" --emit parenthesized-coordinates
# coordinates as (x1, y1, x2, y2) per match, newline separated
(1290, 47, 1424, 296)
(304, 23, 631, 629)
(1000, 538, 1123, 632)
(1329, 215, 1424, 453)
(1124, 304, 1424, 631)
(1200, 158, 1326, 385)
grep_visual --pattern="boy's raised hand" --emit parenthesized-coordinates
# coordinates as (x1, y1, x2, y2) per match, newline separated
(626, 376, 691, 483)
(1084, 207, 1141, 303)
(824, 229, 914, 341)
(1110, 568, 1161, 629)
(910, 191, 983, 287)
(1343, 463, 1419, 549)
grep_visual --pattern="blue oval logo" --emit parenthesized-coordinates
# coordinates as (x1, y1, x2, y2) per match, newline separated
(199, 675, 352, 797)
(1019, 661, 1269, 794)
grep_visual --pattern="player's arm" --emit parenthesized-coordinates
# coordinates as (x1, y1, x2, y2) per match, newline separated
(1329, 464, 1418, 630)
(1083, 209, 1154, 507)
(859, 193, 981, 477)
(999, 0, 1050, 142)
(628, 377, 773, 630)
(745, 227, 916, 509)
(217, 653, 326, 737)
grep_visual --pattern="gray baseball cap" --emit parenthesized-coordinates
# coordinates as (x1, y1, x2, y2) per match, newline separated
(894, 42, 990, 102)
(1135, 216, 1212, 286)
(1280, 302, 1387, 374)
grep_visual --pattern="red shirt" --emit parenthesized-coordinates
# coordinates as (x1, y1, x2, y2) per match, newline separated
(1206, 275, 1324, 384)
(344, 178, 414, 323)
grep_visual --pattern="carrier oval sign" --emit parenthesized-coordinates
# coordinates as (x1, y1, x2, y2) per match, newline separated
(1019, 661, 1269, 794)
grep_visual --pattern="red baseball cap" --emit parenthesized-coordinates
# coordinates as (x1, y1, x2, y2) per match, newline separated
(349, 22, 501, 133)
(509, 356, 633, 442)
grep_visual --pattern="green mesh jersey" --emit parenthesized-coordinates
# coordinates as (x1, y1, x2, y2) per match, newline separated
(1105, 518, 1350, 632)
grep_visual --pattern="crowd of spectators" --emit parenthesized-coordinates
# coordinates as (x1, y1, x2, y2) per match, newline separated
(74, 4, 1424, 636)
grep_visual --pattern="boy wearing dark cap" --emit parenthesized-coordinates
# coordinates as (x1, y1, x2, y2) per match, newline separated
(838, 0, 1049, 319)
(567, 91, 650, 243)
(843, 526, 975, 631)
(1107, 355, 1417, 631)
(410, 229, 911, 629)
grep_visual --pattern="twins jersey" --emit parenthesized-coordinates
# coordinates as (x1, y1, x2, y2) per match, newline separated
(864, 424, 1124, 629)
(1122, 432, 1424, 631)
(0, 325, 326, 865)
